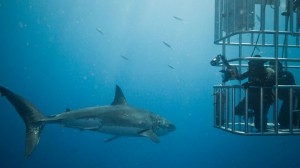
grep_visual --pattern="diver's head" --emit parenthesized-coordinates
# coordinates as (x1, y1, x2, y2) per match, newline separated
(269, 61, 283, 73)
(248, 55, 266, 72)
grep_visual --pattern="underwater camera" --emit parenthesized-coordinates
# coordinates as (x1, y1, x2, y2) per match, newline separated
(210, 55, 238, 82)
(210, 55, 221, 66)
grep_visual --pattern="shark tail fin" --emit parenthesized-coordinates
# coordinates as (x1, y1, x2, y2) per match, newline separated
(0, 86, 45, 158)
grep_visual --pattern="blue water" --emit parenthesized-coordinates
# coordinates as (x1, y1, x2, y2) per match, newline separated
(1, 1, 300, 168)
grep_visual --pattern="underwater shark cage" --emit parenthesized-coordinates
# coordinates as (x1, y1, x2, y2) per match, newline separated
(212, 0, 300, 135)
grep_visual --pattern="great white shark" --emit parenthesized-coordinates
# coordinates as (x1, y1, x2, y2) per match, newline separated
(0, 85, 176, 158)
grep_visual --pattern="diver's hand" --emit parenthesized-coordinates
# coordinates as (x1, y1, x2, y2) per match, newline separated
(242, 82, 250, 89)
(220, 66, 238, 82)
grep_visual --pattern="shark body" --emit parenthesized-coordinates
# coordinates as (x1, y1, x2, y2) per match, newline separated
(0, 85, 175, 158)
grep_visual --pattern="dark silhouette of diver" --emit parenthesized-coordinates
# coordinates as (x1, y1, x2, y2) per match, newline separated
(234, 55, 275, 131)
(269, 61, 299, 129)
(281, 0, 300, 16)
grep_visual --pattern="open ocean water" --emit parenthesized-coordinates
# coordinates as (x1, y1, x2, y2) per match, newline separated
(0, 0, 300, 168)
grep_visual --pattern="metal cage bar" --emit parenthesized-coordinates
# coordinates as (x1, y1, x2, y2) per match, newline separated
(213, 0, 300, 135)
(214, 0, 300, 47)
(213, 85, 300, 135)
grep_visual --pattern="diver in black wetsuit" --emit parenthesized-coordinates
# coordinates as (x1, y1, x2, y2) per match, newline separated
(234, 55, 275, 131)
(269, 61, 299, 129)
(282, 0, 300, 13)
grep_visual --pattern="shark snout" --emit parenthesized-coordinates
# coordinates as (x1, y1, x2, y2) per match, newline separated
(160, 121, 176, 133)
(168, 123, 176, 131)
(154, 117, 176, 136)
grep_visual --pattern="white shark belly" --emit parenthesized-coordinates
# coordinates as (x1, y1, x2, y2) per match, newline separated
(60, 118, 148, 136)
(61, 118, 102, 130)
(98, 126, 146, 136)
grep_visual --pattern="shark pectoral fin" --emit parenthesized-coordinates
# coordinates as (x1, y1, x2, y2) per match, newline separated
(104, 135, 120, 142)
(139, 129, 160, 143)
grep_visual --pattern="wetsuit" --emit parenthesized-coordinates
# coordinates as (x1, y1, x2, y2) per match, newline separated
(277, 70, 297, 128)
(235, 64, 275, 131)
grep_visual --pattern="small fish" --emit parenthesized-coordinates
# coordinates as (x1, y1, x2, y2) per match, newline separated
(173, 16, 183, 21)
(162, 41, 172, 49)
(168, 65, 175, 69)
(120, 55, 129, 61)
(96, 27, 104, 35)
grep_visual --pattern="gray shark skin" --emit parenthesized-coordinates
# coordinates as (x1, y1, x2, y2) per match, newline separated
(0, 85, 176, 158)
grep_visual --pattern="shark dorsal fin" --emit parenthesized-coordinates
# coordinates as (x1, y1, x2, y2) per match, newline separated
(111, 85, 127, 105)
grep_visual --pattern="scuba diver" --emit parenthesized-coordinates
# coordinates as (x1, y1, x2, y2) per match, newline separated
(234, 55, 275, 131)
(281, 0, 300, 15)
(269, 61, 299, 129)
(211, 54, 275, 131)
